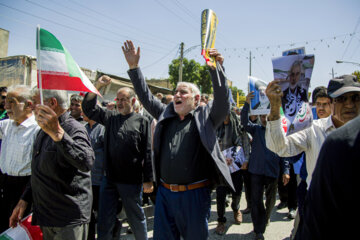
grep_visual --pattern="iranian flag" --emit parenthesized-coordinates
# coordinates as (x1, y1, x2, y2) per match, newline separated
(0, 214, 42, 240)
(36, 27, 100, 95)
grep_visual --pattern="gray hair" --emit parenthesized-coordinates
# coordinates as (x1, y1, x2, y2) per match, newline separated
(32, 88, 69, 109)
(7, 85, 33, 102)
(176, 82, 201, 97)
(176, 82, 201, 107)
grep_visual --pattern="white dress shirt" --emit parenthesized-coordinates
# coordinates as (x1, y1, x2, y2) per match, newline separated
(0, 115, 40, 176)
(265, 116, 336, 187)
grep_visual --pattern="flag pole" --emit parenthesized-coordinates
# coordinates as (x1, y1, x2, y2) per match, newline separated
(36, 25, 44, 105)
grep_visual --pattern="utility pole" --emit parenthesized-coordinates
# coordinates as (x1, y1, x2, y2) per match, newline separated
(179, 42, 184, 82)
(249, 51, 252, 76)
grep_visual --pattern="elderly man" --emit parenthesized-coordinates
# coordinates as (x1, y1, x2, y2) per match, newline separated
(265, 75, 360, 188)
(10, 89, 94, 240)
(122, 40, 233, 239)
(0, 85, 39, 233)
(82, 79, 153, 240)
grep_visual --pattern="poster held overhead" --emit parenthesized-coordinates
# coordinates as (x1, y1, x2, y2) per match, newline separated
(272, 54, 315, 135)
(201, 9, 224, 86)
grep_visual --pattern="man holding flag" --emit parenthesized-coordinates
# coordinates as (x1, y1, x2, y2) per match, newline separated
(8, 27, 99, 240)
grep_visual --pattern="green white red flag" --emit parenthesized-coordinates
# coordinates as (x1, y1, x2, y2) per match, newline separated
(36, 27, 100, 95)
(0, 214, 42, 240)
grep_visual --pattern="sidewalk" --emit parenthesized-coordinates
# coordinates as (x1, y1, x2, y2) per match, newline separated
(119, 191, 294, 240)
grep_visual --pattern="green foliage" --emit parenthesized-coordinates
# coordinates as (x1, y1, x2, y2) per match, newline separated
(352, 71, 360, 82)
(168, 58, 212, 93)
(229, 86, 245, 102)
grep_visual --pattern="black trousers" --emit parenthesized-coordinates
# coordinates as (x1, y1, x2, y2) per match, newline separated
(242, 169, 252, 209)
(250, 173, 277, 234)
(278, 164, 298, 210)
(0, 170, 31, 233)
(216, 170, 243, 223)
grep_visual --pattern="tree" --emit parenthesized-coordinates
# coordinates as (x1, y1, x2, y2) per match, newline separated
(168, 58, 213, 93)
(352, 71, 360, 82)
(229, 86, 245, 100)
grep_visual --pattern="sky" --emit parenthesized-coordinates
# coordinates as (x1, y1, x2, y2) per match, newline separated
(1, 0, 360, 93)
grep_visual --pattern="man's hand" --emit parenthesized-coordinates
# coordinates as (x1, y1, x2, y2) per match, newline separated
(266, 80, 283, 121)
(35, 105, 64, 142)
(207, 48, 224, 69)
(240, 161, 249, 170)
(122, 40, 140, 69)
(143, 182, 154, 194)
(9, 200, 28, 228)
(95, 75, 112, 90)
(246, 91, 255, 104)
(282, 174, 290, 186)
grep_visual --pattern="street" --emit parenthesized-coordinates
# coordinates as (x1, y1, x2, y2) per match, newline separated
(119, 190, 294, 240)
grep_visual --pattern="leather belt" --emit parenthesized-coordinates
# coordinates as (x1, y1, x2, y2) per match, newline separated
(161, 180, 211, 192)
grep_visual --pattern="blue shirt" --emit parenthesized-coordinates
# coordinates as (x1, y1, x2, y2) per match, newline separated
(241, 102, 284, 178)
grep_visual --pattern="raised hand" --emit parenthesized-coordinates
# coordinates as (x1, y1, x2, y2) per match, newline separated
(246, 91, 255, 104)
(266, 80, 283, 121)
(35, 104, 64, 142)
(95, 75, 112, 90)
(207, 48, 224, 68)
(122, 40, 140, 69)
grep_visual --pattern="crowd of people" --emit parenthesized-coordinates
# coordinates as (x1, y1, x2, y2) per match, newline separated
(0, 40, 359, 240)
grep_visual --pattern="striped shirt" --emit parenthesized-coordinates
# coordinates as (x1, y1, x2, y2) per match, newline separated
(0, 115, 40, 176)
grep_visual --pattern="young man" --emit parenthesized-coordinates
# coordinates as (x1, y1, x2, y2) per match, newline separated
(122, 40, 233, 239)
(241, 91, 288, 240)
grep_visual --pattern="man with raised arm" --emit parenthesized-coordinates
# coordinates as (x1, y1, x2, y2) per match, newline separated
(121, 40, 233, 240)
(265, 75, 360, 187)
(82, 76, 153, 240)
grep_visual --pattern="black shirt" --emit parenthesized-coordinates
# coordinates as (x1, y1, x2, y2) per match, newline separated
(22, 113, 94, 227)
(160, 112, 212, 184)
(82, 95, 153, 184)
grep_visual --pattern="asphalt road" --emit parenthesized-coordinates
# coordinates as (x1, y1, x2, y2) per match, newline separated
(118, 190, 295, 240)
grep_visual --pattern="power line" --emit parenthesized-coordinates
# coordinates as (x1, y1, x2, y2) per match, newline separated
(341, 16, 360, 59)
(25, 0, 171, 51)
(153, 0, 198, 32)
(64, 0, 177, 46)
(0, 2, 170, 54)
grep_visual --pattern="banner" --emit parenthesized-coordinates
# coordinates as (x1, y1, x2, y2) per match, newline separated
(272, 54, 315, 135)
(37, 27, 100, 96)
(201, 9, 218, 68)
(248, 76, 270, 115)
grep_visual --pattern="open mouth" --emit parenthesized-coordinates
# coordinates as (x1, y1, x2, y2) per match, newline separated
(175, 100, 182, 105)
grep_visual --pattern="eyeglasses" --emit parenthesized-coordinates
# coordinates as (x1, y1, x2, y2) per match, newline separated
(334, 94, 360, 103)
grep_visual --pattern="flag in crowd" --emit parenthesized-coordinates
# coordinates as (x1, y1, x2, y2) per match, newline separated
(36, 27, 100, 96)
(0, 215, 42, 240)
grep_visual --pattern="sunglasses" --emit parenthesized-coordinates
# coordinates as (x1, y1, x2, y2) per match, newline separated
(334, 94, 360, 103)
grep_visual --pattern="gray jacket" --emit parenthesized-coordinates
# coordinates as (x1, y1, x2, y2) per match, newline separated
(127, 67, 234, 190)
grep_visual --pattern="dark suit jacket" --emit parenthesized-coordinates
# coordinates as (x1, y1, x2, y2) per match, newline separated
(127, 67, 234, 190)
